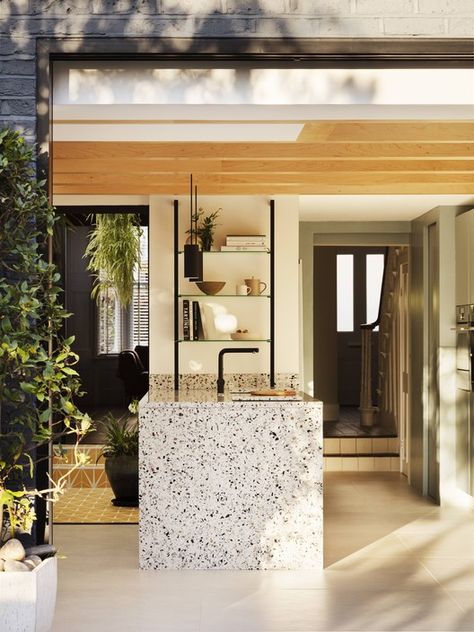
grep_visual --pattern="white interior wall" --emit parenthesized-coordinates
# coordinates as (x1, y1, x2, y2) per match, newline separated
(149, 195, 299, 376)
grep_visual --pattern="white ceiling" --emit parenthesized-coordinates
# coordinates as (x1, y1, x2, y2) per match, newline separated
(53, 103, 474, 121)
(53, 122, 304, 142)
(299, 195, 474, 222)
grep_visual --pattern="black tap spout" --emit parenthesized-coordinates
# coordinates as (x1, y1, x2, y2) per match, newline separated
(217, 347, 259, 394)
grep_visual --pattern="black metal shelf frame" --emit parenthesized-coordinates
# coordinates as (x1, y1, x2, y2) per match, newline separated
(173, 199, 275, 390)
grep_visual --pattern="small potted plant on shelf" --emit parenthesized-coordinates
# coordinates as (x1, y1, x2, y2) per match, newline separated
(188, 207, 221, 251)
(0, 128, 92, 631)
(98, 402, 139, 507)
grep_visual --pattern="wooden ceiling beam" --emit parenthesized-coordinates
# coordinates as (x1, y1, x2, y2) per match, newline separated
(297, 121, 474, 142)
(53, 182, 474, 195)
(53, 172, 474, 186)
(52, 141, 473, 160)
(52, 158, 474, 174)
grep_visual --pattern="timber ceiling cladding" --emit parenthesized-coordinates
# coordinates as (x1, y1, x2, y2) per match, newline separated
(52, 121, 474, 195)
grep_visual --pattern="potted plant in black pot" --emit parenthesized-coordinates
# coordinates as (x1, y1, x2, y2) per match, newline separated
(98, 404, 138, 507)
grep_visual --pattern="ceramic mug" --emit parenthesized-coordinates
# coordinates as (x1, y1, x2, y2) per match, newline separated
(244, 277, 268, 295)
(236, 284, 251, 296)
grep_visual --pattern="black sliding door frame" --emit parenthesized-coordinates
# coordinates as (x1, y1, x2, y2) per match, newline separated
(35, 35, 473, 542)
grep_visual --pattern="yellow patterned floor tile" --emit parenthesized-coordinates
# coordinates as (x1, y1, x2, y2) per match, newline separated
(53, 488, 138, 524)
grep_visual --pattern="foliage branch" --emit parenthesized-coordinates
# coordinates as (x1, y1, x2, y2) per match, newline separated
(187, 207, 221, 251)
(0, 128, 92, 541)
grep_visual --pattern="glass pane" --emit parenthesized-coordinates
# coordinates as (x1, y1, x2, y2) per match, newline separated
(337, 254, 354, 332)
(97, 225, 149, 353)
(97, 288, 121, 354)
(131, 228, 149, 347)
(366, 254, 385, 329)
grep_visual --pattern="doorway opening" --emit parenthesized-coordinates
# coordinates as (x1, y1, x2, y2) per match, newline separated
(51, 207, 148, 525)
(314, 244, 410, 475)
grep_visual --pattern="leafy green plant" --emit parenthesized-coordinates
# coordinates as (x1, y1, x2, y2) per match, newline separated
(85, 213, 142, 306)
(98, 412, 138, 460)
(0, 128, 92, 541)
(187, 207, 221, 251)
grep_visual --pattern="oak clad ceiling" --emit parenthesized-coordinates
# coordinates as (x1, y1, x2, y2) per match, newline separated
(52, 120, 474, 195)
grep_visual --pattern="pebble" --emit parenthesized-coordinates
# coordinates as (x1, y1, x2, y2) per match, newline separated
(0, 538, 25, 562)
(23, 559, 36, 570)
(4, 559, 31, 572)
(24, 554, 42, 568)
(24, 544, 57, 559)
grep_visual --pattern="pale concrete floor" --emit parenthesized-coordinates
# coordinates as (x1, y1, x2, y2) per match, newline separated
(52, 473, 474, 631)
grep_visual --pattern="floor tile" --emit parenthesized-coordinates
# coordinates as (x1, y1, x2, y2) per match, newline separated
(199, 589, 465, 631)
(421, 557, 474, 590)
(398, 525, 474, 559)
(51, 473, 474, 632)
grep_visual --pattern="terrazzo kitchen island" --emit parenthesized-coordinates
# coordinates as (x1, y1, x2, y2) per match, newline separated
(139, 388, 323, 570)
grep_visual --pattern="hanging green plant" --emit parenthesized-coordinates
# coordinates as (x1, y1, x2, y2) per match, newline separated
(85, 214, 142, 307)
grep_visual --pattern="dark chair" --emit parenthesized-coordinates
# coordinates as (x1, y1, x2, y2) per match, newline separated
(134, 345, 149, 372)
(117, 350, 149, 401)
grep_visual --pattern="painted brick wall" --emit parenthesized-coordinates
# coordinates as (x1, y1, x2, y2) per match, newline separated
(0, 0, 473, 140)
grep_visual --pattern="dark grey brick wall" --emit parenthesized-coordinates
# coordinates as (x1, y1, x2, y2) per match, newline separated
(0, 0, 472, 141)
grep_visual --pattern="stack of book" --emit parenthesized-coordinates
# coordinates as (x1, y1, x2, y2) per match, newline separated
(182, 299, 204, 341)
(182, 300, 223, 341)
(221, 235, 268, 252)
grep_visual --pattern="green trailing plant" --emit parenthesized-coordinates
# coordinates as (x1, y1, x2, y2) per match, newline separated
(85, 213, 142, 306)
(0, 128, 92, 541)
(98, 403, 139, 460)
(187, 207, 221, 251)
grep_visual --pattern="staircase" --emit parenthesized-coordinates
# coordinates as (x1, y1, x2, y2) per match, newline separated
(377, 247, 409, 432)
(324, 436, 400, 472)
(359, 247, 406, 430)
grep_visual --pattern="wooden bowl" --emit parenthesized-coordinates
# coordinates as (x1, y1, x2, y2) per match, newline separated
(195, 281, 226, 295)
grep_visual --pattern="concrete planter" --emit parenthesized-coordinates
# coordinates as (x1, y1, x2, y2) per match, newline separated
(0, 556, 57, 632)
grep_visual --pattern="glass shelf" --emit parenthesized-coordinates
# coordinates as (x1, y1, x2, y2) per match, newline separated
(178, 294, 271, 298)
(178, 250, 270, 254)
(178, 339, 270, 343)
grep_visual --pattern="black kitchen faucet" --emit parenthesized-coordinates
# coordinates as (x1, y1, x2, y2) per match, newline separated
(217, 347, 259, 394)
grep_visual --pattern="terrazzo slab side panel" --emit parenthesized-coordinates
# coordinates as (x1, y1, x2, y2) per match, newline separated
(139, 400, 322, 570)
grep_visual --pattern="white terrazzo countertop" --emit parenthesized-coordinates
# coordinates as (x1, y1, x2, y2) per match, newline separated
(139, 389, 323, 570)
(143, 388, 317, 404)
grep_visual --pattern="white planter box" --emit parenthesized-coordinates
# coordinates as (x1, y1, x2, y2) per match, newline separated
(0, 556, 57, 632)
